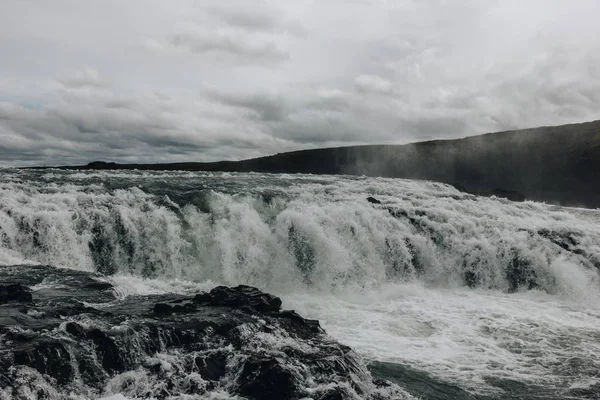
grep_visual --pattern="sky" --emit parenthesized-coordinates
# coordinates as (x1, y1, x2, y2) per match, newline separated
(1, 0, 600, 166)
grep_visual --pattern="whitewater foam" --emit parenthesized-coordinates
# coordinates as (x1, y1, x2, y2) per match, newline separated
(1, 169, 600, 397)
(286, 282, 600, 395)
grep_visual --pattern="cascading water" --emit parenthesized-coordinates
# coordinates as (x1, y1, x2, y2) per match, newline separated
(1, 169, 600, 399)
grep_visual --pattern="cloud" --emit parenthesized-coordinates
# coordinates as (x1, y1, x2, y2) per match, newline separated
(169, 31, 289, 64)
(205, 5, 306, 36)
(1, 0, 600, 166)
(354, 74, 392, 94)
(206, 89, 289, 121)
(0, 88, 300, 166)
(205, 7, 279, 32)
(56, 68, 111, 89)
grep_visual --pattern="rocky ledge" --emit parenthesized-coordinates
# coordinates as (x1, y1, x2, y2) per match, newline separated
(0, 265, 410, 400)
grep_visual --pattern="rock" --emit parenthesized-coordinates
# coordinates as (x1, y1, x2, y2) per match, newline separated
(237, 358, 297, 400)
(0, 264, 403, 399)
(195, 352, 227, 381)
(13, 340, 73, 385)
(0, 283, 32, 303)
(274, 309, 323, 337)
(367, 196, 382, 204)
(153, 302, 173, 315)
(195, 285, 282, 313)
(87, 328, 125, 373)
(65, 322, 86, 338)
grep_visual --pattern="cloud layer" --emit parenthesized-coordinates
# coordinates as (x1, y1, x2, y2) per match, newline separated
(1, 0, 600, 166)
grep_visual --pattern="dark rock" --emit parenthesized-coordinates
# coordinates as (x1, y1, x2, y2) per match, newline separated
(0, 264, 399, 399)
(195, 352, 227, 381)
(237, 358, 297, 400)
(87, 328, 125, 373)
(195, 285, 282, 313)
(193, 292, 211, 303)
(367, 196, 382, 204)
(173, 302, 196, 313)
(65, 322, 86, 338)
(275, 309, 323, 336)
(153, 303, 173, 315)
(13, 340, 73, 385)
(0, 283, 32, 303)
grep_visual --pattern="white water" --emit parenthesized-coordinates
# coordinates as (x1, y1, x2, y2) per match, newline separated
(1, 169, 600, 397)
(288, 284, 600, 395)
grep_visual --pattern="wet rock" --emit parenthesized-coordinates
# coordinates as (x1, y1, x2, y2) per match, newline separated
(65, 322, 86, 337)
(0, 264, 402, 399)
(153, 302, 173, 315)
(274, 309, 323, 337)
(13, 340, 73, 385)
(87, 328, 125, 373)
(195, 352, 227, 381)
(237, 358, 297, 400)
(0, 283, 32, 303)
(367, 196, 382, 204)
(195, 284, 282, 313)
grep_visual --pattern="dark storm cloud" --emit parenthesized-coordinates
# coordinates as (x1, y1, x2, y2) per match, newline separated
(1, 0, 600, 166)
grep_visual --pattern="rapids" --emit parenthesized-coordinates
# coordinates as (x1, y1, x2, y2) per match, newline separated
(1, 169, 599, 398)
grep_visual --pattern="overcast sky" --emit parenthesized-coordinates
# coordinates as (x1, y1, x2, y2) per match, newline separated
(1, 0, 599, 166)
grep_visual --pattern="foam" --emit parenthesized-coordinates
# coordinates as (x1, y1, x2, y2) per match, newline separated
(2, 169, 600, 396)
(3, 170, 599, 298)
(285, 282, 600, 394)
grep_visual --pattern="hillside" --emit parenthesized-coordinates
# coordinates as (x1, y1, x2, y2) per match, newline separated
(53, 120, 600, 208)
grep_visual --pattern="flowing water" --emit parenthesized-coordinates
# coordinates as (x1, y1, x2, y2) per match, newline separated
(1, 169, 599, 399)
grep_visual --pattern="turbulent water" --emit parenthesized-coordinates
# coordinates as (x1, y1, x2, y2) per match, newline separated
(1, 169, 600, 399)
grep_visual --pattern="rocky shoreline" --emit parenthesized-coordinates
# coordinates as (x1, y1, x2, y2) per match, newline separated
(0, 265, 410, 400)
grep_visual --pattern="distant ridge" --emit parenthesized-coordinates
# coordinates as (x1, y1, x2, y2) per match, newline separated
(43, 120, 600, 208)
